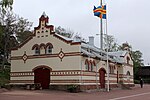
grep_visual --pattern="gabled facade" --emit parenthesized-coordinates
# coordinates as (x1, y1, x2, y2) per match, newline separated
(10, 14, 134, 90)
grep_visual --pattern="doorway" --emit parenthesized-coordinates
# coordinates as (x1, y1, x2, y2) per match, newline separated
(34, 66, 51, 89)
(99, 68, 106, 88)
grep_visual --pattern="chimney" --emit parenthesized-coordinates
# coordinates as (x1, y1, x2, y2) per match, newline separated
(89, 36, 94, 46)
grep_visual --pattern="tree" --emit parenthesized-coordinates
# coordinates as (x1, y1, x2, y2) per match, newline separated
(131, 50, 144, 79)
(55, 26, 73, 38)
(0, 10, 33, 48)
(16, 31, 32, 43)
(0, 0, 13, 13)
(15, 17, 33, 43)
(103, 34, 144, 80)
(103, 34, 119, 52)
(0, 0, 13, 8)
(55, 26, 86, 42)
(0, 9, 32, 70)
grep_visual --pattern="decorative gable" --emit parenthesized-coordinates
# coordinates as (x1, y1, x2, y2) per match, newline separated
(34, 12, 54, 37)
(11, 13, 80, 51)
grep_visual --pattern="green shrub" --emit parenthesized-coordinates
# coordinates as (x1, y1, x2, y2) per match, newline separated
(67, 85, 80, 93)
(134, 79, 140, 84)
(143, 79, 150, 84)
(0, 69, 10, 87)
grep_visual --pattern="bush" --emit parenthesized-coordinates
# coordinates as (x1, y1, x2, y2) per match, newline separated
(67, 85, 80, 93)
(134, 79, 140, 84)
(143, 79, 150, 84)
(0, 69, 10, 88)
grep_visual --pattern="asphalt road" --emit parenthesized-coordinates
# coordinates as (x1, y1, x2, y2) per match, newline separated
(0, 84, 150, 100)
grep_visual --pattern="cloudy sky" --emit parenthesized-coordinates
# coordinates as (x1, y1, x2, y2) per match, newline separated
(13, 0, 150, 65)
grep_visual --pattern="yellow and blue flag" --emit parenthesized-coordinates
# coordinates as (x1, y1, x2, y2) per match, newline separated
(93, 5, 106, 19)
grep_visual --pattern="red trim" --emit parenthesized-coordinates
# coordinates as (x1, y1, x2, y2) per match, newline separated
(71, 42, 81, 45)
(53, 34, 72, 43)
(99, 68, 106, 73)
(85, 59, 89, 71)
(11, 36, 34, 50)
(46, 42, 53, 48)
(32, 44, 39, 50)
(34, 15, 53, 31)
(39, 43, 46, 49)
(10, 80, 34, 83)
(93, 60, 96, 66)
(89, 60, 93, 65)
(50, 80, 96, 83)
(11, 52, 81, 60)
(40, 15, 49, 23)
(32, 65, 52, 71)
(85, 59, 89, 64)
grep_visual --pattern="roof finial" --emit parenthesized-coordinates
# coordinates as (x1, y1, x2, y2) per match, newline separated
(42, 11, 47, 17)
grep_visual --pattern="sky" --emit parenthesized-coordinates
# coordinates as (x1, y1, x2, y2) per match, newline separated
(13, 0, 150, 65)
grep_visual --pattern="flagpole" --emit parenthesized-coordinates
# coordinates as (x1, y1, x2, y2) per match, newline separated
(100, 0, 103, 49)
(105, 4, 110, 92)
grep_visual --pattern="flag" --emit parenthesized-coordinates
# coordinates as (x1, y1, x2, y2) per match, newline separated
(93, 5, 106, 19)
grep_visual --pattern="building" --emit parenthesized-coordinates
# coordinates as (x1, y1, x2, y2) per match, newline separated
(138, 66, 150, 83)
(10, 14, 134, 91)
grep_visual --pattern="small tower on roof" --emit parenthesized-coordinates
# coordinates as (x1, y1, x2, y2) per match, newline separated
(39, 12, 49, 25)
(122, 42, 130, 51)
(34, 12, 54, 33)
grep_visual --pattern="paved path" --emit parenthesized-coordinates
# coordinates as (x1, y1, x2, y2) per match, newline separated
(0, 84, 150, 100)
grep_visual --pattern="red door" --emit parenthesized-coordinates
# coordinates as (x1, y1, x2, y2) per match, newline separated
(99, 68, 106, 88)
(34, 67, 50, 89)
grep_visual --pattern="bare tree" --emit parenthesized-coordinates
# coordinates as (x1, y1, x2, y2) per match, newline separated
(103, 34, 119, 52)
(55, 26, 73, 38)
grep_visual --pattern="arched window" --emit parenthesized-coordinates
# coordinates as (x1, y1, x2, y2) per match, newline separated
(46, 43, 53, 54)
(126, 71, 130, 76)
(92, 61, 96, 72)
(90, 60, 93, 71)
(126, 71, 131, 80)
(40, 43, 46, 54)
(127, 56, 130, 64)
(46, 45, 52, 54)
(91, 63, 93, 71)
(85, 59, 89, 71)
(32, 44, 40, 55)
(35, 47, 40, 55)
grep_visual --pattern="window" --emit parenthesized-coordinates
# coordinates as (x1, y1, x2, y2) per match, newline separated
(85, 63, 89, 71)
(91, 63, 93, 71)
(32, 44, 40, 55)
(89, 61, 94, 71)
(92, 61, 96, 72)
(126, 71, 131, 80)
(46, 43, 53, 54)
(85, 60, 95, 72)
(85, 60, 89, 71)
(46, 45, 52, 54)
(109, 65, 115, 74)
(126, 71, 130, 76)
(127, 56, 130, 64)
(35, 47, 40, 55)
(32, 43, 53, 55)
